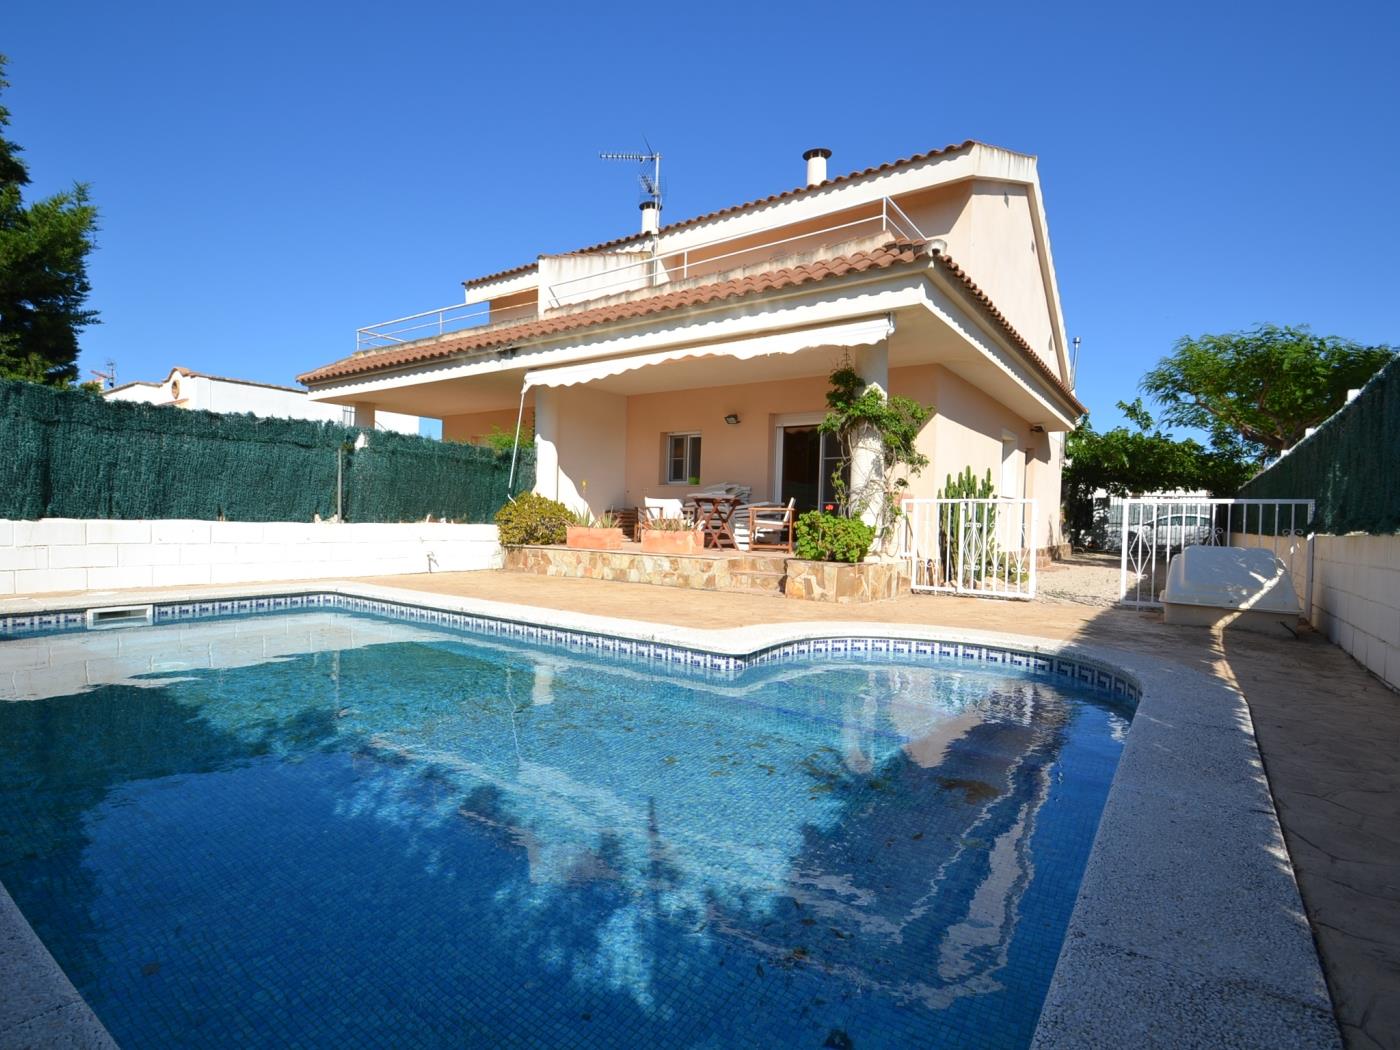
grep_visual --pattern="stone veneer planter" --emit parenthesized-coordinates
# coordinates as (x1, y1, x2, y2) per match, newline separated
(640, 530, 704, 555)
(784, 559, 905, 603)
(565, 526, 625, 551)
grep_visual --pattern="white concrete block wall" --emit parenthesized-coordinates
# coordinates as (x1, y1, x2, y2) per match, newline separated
(1238, 532, 1400, 692)
(0, 519, 502, 597)
(1308, 534, 1400, 692)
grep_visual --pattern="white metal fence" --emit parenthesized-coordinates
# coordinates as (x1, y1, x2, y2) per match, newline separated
(1117, 497, 1316, 610)
(902, 498, 1038, 600)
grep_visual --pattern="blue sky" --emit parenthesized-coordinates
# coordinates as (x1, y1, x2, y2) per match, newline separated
(5, 0, 1397, 434)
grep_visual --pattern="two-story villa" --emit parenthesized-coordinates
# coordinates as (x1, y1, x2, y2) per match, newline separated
(297, 140, 1083, 555)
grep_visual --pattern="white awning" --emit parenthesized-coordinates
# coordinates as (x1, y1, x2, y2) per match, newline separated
(521, 316, 894, 391)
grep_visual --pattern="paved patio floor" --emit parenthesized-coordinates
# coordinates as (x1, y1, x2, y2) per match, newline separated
(360, 570, 1400, 1050)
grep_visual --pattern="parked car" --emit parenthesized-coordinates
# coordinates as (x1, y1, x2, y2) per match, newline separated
(1125, 513, 1219, 552)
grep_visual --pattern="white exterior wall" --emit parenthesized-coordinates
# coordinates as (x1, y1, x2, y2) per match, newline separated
(106, 371, 423, 435)
(0, 520, 501, 597)
(533, 386, 628, 517)
(1308, 534, 1400, 691)
(1235, 532, 1400, 692)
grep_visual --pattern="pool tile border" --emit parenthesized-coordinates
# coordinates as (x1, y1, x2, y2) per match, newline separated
(1, 591, 1140, 702)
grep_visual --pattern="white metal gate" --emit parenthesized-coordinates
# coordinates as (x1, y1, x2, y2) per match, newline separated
(1117, 497, 1316, 611)
(903, 498, 1039, 600)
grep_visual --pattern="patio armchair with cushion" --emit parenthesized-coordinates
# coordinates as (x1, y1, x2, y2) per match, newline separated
(747, 498, 797, 552)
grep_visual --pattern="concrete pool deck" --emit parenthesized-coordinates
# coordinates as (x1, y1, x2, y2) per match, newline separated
(2, 571, 1395, 1047)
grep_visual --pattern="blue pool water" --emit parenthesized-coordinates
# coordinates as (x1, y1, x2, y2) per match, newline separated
(0, 611, 1129, 1049)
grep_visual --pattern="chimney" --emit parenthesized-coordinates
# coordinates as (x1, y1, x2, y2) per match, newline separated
(639, 200, 660, 235)
(803, 147, 832, 187)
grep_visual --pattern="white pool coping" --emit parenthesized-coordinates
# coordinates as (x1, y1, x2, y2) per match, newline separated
(0, 581, 1341, 1049)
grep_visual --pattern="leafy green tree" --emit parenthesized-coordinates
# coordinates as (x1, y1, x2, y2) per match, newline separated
(0, 55, 100, 386)
(818, 363, 932, 544)
(1062, 400, 1254, 546)
(1141, 324, 1395, 461)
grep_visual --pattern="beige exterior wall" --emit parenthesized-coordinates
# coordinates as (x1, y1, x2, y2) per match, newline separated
(961, 183, 1058, 373)
(621, 373, 831, 506)
(902, 365, 1063, 551)
(575, 363, 1063, 550)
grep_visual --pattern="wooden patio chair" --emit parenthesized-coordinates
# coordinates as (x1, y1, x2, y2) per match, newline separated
(747, 498, 796, 552)
(639, 497, 688, 529)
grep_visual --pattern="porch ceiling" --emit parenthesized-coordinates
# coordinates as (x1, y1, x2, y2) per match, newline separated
(312, 368, 530, 417)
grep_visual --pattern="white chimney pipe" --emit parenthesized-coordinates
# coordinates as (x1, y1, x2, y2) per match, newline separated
(803, 148, 832, 187)
(639, 201, 659, 235)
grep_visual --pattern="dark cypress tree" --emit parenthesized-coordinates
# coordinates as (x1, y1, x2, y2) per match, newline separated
(0, 54, 99, 386)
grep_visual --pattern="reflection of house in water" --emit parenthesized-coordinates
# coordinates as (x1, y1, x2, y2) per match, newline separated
(295, 636, 1092, 1017)
(714, 672, 1073, 1012)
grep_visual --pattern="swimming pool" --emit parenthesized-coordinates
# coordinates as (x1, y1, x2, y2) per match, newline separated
(0, 607, 1130, 1049)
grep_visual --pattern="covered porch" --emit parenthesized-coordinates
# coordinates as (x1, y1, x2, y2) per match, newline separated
(305, 259, 1082, 557)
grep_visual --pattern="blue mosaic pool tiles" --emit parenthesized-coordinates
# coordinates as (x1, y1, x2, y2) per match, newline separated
(0, 588, 1139, 702)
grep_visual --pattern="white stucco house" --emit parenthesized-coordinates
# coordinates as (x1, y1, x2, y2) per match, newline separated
(297, 140, 1084, 554)
(105, 366, 423, 434)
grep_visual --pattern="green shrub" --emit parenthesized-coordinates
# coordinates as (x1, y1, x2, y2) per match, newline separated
(494, 492, 572, 545)
(793, 511, 875, 563)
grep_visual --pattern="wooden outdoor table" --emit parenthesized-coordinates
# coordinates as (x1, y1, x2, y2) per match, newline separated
(691, 495, 740, 550)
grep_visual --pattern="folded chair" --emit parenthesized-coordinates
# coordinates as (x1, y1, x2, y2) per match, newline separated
(747, 498, 797, 552)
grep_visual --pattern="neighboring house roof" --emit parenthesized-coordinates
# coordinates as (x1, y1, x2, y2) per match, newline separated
(103, 366, 311, 396)
(462, 140, 984, 289)
(164, 366, 310, 394)
(300, 241, 1084, 415)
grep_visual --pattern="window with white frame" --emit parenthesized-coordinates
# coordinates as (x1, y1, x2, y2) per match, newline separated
(666, 432, 702, 484)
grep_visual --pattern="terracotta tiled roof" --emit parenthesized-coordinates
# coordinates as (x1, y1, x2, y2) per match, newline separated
(300, 240, 1084, 416)
(299, 241, 928, 385)
(462, 140, 984, 289)
(930, 257, 1085, 416)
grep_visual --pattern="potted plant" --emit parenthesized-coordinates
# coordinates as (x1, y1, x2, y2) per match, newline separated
(566, 509, 626, 550)
(640, 515, 704, 555)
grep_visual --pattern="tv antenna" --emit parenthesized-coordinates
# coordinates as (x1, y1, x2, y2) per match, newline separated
(599, 142, 662, 213)
(89, 359, 117, 389)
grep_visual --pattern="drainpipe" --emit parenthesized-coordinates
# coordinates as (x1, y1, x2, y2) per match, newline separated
(507, 382, 529, 495)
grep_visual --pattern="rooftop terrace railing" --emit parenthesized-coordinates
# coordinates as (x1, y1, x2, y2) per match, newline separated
(354, 299, 538, 354)
(354, 195, 929, 353)
(542, 196, 928, 310)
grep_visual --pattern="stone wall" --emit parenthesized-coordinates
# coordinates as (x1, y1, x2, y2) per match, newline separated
(784, 560, 907, 603)
(503, 546, 788, 595)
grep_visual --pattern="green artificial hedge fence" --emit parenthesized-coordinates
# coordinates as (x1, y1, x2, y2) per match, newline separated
(0, 379, 533, 523)
(1240, 356, 1400, 535)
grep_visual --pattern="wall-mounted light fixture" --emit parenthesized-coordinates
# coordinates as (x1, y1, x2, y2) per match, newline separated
(724, 413, 740, 425)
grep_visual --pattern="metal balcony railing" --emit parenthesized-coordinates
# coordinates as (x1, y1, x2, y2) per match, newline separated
(354, 195, 928, 352)
(542, 196, 928, 310)
(354, 298, 539, 354)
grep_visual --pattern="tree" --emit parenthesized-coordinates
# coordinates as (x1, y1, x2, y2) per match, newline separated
(0, 55, 100, 386)
(818, 363, 933, 546)
(1062, 400, 1254, 546)
(1141, 324, 1395, 461)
